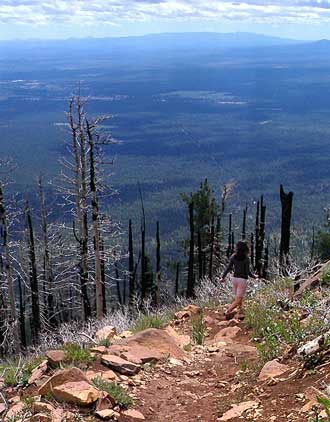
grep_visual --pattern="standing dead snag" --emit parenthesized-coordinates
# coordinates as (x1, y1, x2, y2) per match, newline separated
(280, 185, 294, 268)
(25, 200, 41, 343)
(67, 96, 91, 320)
(63, 95, 118, 319)
(38, 177, 56, 327)
(86, 120, 103, 319)
(0, 185, 20, 354)
(187, 201, 195, 298)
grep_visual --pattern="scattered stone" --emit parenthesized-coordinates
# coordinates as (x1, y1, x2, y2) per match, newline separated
(96, 391, 115, 411)
(28, 359, 48, 385)
(120, 331, 133, 338)
(46, 349, 65, 366)
(0, 404, 6, 415)
(120, 345, 166, 365)
(6, 403, 24, 418)
(300, 386, 327, 413)
(165, 325, 191, 349)
(95, 409, 118, 420)
(102, 355, 140, 376)
(32, 402, 55, 414)
(91, 346, 108, 354)
(214, 326, 241, 340)
(112, 328, 185, 360)
(86, 369, 118, 383)
(31, 413, 52, 422)
(96, 326, 117, 342)
(184, 304, 202, 315)
(39, 367, 88, 396)
(174, 310, 190, 320)
(52, 380, 102, 405)
(258, 360, 290, 382)
(218, 401, 259, 421)
(119, 409, 146, 421)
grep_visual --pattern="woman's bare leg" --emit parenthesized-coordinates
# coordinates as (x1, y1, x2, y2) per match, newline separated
(226, 296, 243, 315)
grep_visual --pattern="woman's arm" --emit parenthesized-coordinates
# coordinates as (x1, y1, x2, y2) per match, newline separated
(221, 256, 234, 280)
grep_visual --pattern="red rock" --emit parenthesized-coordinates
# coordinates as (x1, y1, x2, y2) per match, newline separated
(95, 391, 115, 411)
(46, 350, 65, 366)
(0, 404, 6, 415)
(119, 409, 146, 421)
(120, 345, 166, 365)
(28, 360, 48, 385)
(165, 325, 191, 349)
(39, 367, 88, 396)
(96, 326, 117, 342)
(95, 409, 119, 420)
(183, 304, 202, 315)
(85, 369, 118, 382)
(258, 359, 290, 382)
(91, 346, 108, 354)
(101, 355, 140, 375)
(52, 380, 102, 405)
(112, 328, 185, 360)
(31, 413, 52, 422)
(214, 326, 241, 340)
(219, 401, 259, 421)
(6, 403, 24, 418)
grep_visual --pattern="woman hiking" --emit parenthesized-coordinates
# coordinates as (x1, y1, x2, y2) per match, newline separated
(220, 240, 257, 319)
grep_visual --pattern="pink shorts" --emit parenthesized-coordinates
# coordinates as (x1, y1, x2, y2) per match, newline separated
(232, 277, 248, 298)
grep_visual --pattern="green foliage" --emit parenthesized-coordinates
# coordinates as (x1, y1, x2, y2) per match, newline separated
(92, 377, 133, 408)
(181, 178, 218, 247)
(321, 268, 330, 285)
(191, 313, 206, 346)
(300, 291, 319, 308)
(98, 338, 112, 347)
(0, 356, 44, 387)
(131, 313, 171, 333)
(245, 288, 305, 363)
(315, 232, 330, 261)
(317, 396, 330, 418)
(63, 343, 94, 364)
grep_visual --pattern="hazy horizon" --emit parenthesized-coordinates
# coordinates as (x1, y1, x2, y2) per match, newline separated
(2, 1, 330, 42)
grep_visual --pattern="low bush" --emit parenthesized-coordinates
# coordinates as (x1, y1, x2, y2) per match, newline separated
(63, 343, 94, 364)
(92, 377, 133, 408)
(191, 313, 206, 346)
(131, 313, 171, 333)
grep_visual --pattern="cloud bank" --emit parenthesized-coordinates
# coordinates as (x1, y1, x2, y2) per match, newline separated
(1, 0, 330, 26)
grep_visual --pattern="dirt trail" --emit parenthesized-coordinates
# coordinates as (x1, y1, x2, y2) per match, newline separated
(133, 309, 330, 422)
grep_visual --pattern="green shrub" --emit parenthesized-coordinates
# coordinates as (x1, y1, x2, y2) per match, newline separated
(98, 338, 111, 347)
(131, 313, 171, 333)
(245, 290, 306, 363)
(321, 269, 330, 285)
(191, 313, 206, 345)
(317, 396, 330, 419)
(0, 356, 44, 387)
(63, 343, 94, 364)
(315, 231, 330, 261)
(92, 377, 133, 408)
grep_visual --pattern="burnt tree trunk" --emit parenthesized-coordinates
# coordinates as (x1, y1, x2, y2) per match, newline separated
(128, 219, 135, 305)
(155, 221, 161, 306)
(25, 201, 41, 343)
(38, 177, 56, 327)
(18, 276, 27, 349)
(87, 120, 103, 319)
(279, 185, 294, 267)
(187, 202, 195, 298)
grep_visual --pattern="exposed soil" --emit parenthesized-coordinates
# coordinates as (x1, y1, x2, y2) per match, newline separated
(132, 308, 329, 422)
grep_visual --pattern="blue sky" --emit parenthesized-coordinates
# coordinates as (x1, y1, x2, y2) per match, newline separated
(1, 0, 330, 41)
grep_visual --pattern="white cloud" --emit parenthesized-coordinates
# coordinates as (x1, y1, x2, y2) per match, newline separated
(1, 0, 330, 26)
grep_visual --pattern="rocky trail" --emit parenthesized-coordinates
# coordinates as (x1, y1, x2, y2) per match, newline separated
(1, 304, 330, 422)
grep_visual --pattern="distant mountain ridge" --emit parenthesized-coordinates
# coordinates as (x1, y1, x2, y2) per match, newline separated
(0, 31, 303, 54)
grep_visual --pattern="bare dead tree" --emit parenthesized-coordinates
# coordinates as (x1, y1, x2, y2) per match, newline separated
(0, 184, 20, 354)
